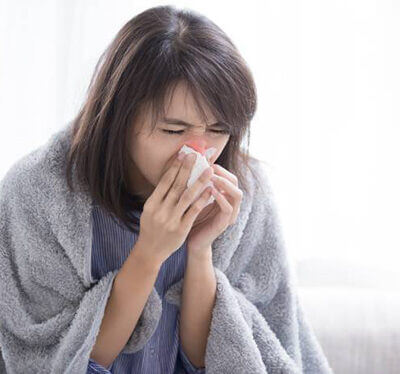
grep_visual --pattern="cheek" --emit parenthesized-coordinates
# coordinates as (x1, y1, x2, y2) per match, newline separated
(141, 146, 176, 184)
(143, 153, 167, 183)
(128, 141, 158, 182)
(208, 137, 229, 164)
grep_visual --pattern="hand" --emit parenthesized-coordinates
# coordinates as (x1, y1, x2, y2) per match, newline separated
(136, 153, 215, 265)
(187, 163, 243, 257)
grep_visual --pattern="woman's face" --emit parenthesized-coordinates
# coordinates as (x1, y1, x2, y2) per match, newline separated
(126, 81, 230, 200)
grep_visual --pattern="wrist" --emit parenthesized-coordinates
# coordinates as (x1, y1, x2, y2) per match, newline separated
(187, 245, 213, 263)
(132, 239, 164, 272)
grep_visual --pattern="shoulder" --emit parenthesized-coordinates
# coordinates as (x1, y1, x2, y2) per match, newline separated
(0, 124, 73, 216)
(239, 155, 282, 238)
(242, 155, 275, 199)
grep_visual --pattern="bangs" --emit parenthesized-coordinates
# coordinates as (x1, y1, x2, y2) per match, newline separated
(135, 47, 254, 139)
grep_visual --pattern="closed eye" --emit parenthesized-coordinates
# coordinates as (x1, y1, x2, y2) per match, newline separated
(162, 129, 230, 135)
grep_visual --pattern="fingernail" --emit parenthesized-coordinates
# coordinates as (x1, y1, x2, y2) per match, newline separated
(177, 153, 185, 160)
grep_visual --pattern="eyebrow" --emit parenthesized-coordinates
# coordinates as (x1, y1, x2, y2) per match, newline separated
(162, 117, 221, 127)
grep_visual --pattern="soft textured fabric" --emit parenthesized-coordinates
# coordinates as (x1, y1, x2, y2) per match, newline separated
(0, 121, 334, 373)
(87, 205, 204, 373)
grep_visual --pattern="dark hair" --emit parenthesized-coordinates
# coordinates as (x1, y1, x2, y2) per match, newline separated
(65, 5, 262, 233)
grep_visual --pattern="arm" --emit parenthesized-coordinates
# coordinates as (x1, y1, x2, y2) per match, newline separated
(197, 160, 334, 373)
(0, 159, 164, 372)
(178, 246, 216, 370)
(89, 239, 162, 368)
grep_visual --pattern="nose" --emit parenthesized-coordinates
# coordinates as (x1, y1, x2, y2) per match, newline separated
(185, 138, 207, 155)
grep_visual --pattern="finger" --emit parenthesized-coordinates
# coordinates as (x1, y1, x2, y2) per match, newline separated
(211, 175, 242, 203)
(183, 186, 214, 226)
(211, 185, 233, 216)
(211, 174, 236, 193)
(149, 155, 184, 205)
(212, 183, 239, 225)
(211, 163, 238, 186)
(176, 166, 214, 217)
(164, 153, 196, 206)
(212, 176, 243, 224)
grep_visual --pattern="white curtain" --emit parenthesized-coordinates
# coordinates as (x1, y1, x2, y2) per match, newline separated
(1, 0, 399, 288)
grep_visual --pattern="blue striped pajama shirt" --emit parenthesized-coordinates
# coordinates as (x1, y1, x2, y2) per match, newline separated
(87, 204, 206, 374)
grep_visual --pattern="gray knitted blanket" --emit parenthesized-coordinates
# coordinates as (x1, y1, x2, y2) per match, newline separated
(0, 122, 334, 373)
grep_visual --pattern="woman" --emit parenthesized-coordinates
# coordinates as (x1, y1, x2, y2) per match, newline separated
(0, 5, 333, 374)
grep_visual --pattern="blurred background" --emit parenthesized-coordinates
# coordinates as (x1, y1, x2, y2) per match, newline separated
(1, 1, 399, 372)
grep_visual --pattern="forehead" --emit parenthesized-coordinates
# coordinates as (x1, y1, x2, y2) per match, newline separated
(162, 81, 216, 124)
(132, 81, 218, 135)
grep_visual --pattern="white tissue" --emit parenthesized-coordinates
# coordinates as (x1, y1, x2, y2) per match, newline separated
(178, 144, 217, 207)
